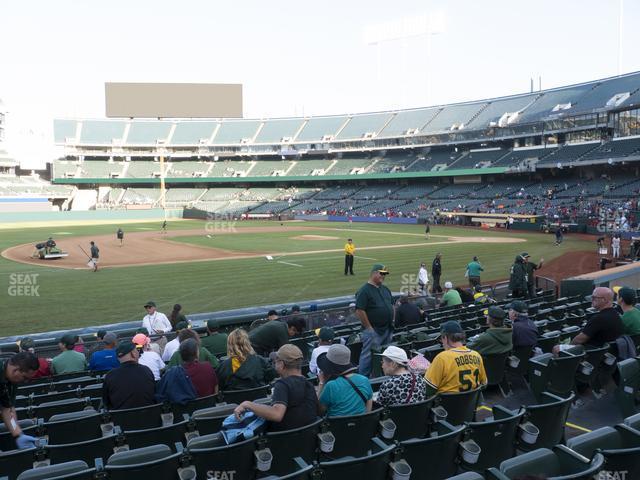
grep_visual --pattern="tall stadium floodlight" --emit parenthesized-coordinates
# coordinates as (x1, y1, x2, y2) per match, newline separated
(618, 0, 624, 75)
(363, 11, 446, 105)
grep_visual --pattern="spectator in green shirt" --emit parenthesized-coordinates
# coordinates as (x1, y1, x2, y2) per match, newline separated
(249, 317, 306, 357)
(618, 286, 640, 335)
(201, 320, 229, 357)
(356, 263, 394, 377)
(51, 334, 87, 375)
(440, 281, 462, 307)
(468, 306, 512, 355)
(465, 256, 484, 288)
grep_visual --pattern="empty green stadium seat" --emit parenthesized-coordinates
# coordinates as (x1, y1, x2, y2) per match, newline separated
(486, 445, 604, 480)
(45, 409, 104, 444)
(437, 387, 483, 426)
(16, 460, 95, 480)
(615, 357, 640, 417)
(520, 392, 575, 451)
(260, 418, 323, 476)
(399, 420, 466, 479)
(567, 424, 640, 478)
(528, 348, 584, 401)
(320, 408, 383, 459)
(313, 437, 398, 480)
(383, 396, 437, 441)
(461, 405, 526, 471)
(104, 444, 185, 480)
(187, 434, 259, 479)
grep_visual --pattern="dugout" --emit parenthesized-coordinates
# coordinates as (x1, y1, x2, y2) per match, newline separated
(561, 261, 640, 298)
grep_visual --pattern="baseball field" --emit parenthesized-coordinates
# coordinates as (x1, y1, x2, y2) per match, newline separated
(0, 219, 597, 336)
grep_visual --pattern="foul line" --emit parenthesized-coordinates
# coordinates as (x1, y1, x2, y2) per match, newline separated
(354, 255, 377, 260)
(277, 260, 304, 267)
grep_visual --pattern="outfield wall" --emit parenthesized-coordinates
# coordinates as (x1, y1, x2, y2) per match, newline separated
(0, 208, 183, 225)
(294, 214, 418, 224)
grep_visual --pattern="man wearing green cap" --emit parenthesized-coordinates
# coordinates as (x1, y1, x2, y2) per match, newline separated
(617, 287, 640, 335)
(522, 253, 544, 298)
(51, 334, 87, 375)
(425, 320, 487, 396)
(201, 320, 229, 357)
(356, 264, 394, 377)
(468, 307, 512, 355)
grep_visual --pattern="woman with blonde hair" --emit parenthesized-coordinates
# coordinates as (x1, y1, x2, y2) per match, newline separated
(216, 328, 276, 391)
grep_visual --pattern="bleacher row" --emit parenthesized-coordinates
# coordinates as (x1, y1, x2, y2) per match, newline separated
(54, 71, 640, 148)
(3, 290, 640, 479)
(91, 174, 640, 219)
(52, 135, 640, 182)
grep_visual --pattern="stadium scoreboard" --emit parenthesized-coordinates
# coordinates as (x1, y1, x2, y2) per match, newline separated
(105, 82, 243, 119)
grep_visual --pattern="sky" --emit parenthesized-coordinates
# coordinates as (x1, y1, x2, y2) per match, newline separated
(1, 0, 639, 168)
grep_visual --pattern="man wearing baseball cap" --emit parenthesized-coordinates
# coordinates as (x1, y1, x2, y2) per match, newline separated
(344, 238, 355, 275)
(141, 301, 172, 337)
(51, 334, 87, 375)
(425, 321, 487, 396)
(132, 333, 165, 380)
(103, 340, 155, 410)
(467, 307, 512, 355)
(88, 332, 119, 372)
(618, 287, 640, 335)
(375, 346, 428, 406)
(440, 281, 462, 307)
(355, 263, 394, 377)
(233, 344, 318, 431)
(201, 320, 229, 357)
(508, 300, 538, 349)
(309, 327, 335, 375)
(19, 338, 50, 379)
(508, 254, 528, 299)
(522, 253, 544, 298)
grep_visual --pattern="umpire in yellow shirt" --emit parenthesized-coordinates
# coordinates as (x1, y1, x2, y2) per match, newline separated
(425, 320, 487, 395)
(344, 238, 355, 275)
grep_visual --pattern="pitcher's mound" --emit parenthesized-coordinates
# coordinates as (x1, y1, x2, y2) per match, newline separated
(292, 235, 339, 241)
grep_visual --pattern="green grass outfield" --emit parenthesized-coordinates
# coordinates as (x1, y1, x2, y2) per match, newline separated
(0, 220, 593, 337)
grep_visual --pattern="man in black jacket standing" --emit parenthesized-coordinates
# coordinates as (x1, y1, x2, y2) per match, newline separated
(431, 253, 442, 294)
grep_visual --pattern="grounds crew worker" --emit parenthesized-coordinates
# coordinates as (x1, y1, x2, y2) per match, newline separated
(344, 238, 355, 275)
(508, 254, 528, 299)
(1, 352, 40, 449)
(90, 241, 99, 272)
(523, 253, 544, 298)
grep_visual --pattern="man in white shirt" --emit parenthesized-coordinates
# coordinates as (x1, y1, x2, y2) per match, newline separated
(161, 321, 189, 362)
(141, 301, 172, 336)
(142, 301, 172, 355)
(418, 262, 429, 295)
(132, 333, 165, 381)
(309, 327, 335, 375)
